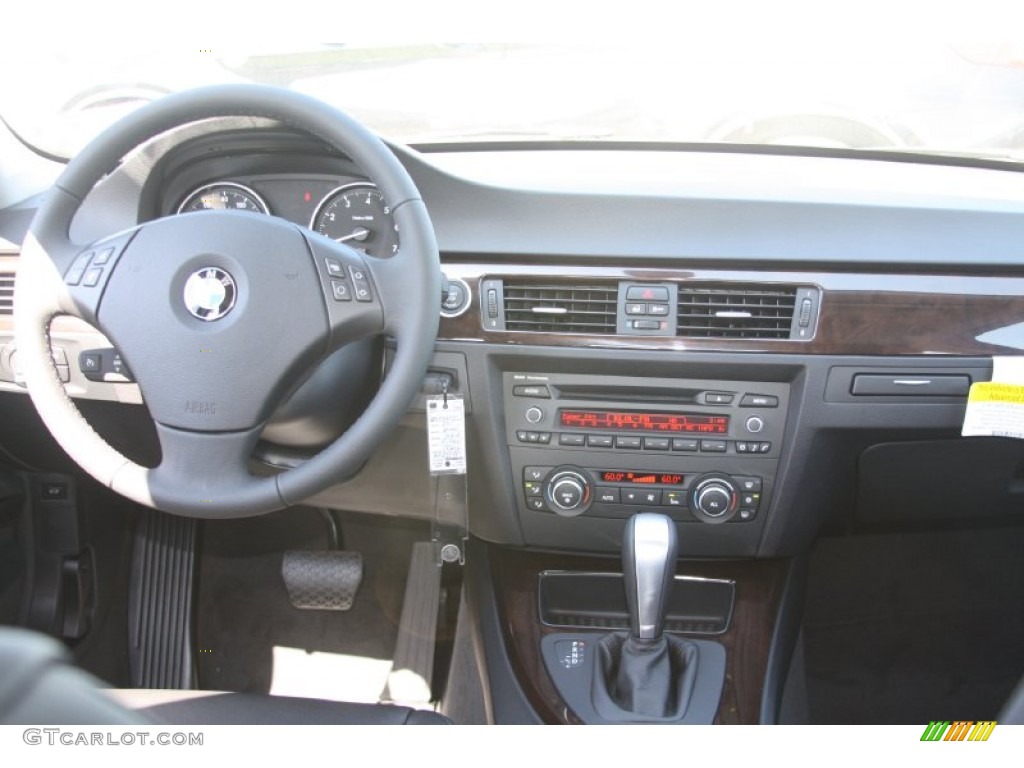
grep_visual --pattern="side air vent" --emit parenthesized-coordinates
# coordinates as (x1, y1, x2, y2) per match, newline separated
(0, 272, 14, 315)
(676, 284, 799, 339)
(503, 282, 618, 334)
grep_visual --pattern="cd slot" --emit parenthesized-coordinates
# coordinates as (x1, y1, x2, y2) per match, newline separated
(552, 384, 703, 404)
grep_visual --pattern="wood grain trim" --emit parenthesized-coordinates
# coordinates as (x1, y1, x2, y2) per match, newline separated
(488, 547, 788, 724)
(439, 263, 1024, 356)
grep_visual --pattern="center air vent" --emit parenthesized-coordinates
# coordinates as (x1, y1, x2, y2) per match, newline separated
(503, 282, 617, 334)
(676, 284, 800, 339)
(0, 272, 14, 316)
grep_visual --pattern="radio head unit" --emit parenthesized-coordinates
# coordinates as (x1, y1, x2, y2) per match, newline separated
(503, 372, 789, 537)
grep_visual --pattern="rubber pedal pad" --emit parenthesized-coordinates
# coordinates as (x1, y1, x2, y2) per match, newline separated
(281, 550, 363, 610)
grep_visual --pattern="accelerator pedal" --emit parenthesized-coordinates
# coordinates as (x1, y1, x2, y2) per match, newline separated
(281, 550, 363, 610)
(385, 542, 442, 705)
(129, 509, 197, 689)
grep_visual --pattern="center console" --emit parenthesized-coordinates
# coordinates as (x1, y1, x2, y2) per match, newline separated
(502, 372, 790, 555)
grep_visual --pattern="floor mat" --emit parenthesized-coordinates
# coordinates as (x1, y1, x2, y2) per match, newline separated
(196, 508, 427, 701)
(803, 526, 1024, 724)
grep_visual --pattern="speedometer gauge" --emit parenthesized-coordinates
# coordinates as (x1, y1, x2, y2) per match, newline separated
(178, 182, 269, 215)
(311, 183, 399, 258)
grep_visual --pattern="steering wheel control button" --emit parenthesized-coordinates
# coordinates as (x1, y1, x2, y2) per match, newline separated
(183, 267, 237, 321)
(92, 247, 114, 266)
(78, 349, 134, 383)
(745, 416, 766, 433)
(331, 280, 352, 301)
(324, 258, 344, 276)
(348, 265, 373, 302)
(82, 267, 103, 287)
(740, 394, 779, 408)
(79, 352, 102, 378)
(64, 252, 94, 285)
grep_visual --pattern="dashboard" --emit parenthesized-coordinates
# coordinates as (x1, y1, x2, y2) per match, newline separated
(2, 120, 1024, 560)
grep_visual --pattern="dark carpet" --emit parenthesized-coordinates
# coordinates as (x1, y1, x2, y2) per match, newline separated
(196, 508, 427, 694)
(803, 526, 1024, 724)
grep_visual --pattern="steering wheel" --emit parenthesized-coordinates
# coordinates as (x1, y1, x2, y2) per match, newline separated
(13, 85, 441, 518)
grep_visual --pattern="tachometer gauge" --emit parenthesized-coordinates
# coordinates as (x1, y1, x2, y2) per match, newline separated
(311, 183, 399, 258)
(177, 182, 269, 215)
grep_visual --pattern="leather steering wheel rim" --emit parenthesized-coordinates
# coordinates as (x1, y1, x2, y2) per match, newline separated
(13, 84, 440, 518)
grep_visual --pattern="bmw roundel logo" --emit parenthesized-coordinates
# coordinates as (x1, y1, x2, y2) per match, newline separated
(184, 267, 237, 321)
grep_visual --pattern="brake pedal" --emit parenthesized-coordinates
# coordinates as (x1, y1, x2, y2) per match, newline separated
(281, 550, 363, 610)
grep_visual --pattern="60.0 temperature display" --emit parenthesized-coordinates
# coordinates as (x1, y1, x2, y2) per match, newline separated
(599, 471, 685, 485)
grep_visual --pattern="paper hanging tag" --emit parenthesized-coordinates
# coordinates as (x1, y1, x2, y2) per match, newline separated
(426, 394, 467, 475)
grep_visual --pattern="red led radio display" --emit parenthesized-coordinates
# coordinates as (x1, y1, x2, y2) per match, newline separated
(559, 410, 728, 434)
(600, 471, 685, 485)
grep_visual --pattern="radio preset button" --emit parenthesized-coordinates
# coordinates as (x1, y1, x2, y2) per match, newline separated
(700, 440, 728, 453)
(671, 439, 699, 452)
(643, 437, 670, 451)
(615, 436, 642, 449)
(587, 435, 613, 448)
(559, 434, 585, 446)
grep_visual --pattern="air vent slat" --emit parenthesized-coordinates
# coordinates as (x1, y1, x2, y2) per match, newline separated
(503, 281, 618, 334)
(0, 272, 14, 315)
(677, 283, 798, 340)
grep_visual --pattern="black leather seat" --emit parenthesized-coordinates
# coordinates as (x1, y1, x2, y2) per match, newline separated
(0, 627, 450, 725)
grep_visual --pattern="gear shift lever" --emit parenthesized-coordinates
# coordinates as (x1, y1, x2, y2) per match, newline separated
(622, 513, 678, 641)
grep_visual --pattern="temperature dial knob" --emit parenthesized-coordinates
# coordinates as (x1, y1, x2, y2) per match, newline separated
(543, 466, 593, 517)
(689, 473, 739, 524)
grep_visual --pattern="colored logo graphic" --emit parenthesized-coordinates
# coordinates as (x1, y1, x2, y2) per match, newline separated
(920, 721, 997, 742)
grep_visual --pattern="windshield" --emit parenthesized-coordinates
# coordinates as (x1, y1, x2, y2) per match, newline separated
(1, 41, 1022, 162)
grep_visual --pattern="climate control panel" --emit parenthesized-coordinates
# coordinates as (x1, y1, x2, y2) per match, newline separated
(522, 465, 763, 524)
